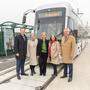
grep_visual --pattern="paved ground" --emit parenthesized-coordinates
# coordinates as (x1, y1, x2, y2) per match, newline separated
(0, 65, 61, 90)
(0, 54, 14, 60)
(0, 58, 15, 71)
(0, 55, 28, 71)
(45, 39, 90, 90)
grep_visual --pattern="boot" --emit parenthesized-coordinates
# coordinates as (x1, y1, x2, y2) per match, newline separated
(17, 75, 21, 80)
(33, 66, 36, 74)
(30, 71, 33, 76)
(33, 68, 36, 74)
(30, 65, 33, 76)
(68, 77, 72, 82)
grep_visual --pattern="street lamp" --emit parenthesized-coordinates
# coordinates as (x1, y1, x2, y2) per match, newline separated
(22, 9, 35, 24)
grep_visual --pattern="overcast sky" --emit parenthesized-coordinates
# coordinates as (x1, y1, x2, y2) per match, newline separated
(0, 0, 90, 26)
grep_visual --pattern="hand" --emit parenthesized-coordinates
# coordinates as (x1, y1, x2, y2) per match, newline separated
(71, 56, 74, 60)
(37, 56, 39, 60)
(59, 54, 62, 59)
(16, 53, 19, 56)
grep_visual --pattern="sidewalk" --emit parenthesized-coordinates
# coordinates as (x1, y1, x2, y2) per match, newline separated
(0, 62, 62, 90)
(45, 40, 90, 90)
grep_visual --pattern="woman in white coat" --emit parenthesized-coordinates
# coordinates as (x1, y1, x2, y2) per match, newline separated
(27, 33, 38, 76)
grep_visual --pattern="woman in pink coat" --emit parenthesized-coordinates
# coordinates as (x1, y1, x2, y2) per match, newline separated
(48, 35, 61, 76)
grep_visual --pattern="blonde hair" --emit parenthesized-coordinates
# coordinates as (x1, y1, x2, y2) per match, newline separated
(41, 32, 46, 39)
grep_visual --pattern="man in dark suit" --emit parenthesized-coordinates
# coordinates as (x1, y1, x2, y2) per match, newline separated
(37, 32, 49, 76)
(14, 27, 28, 80)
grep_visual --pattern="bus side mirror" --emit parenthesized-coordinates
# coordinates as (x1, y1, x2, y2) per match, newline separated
(22, 15, 26, 24)
(37, 20, 40, 30)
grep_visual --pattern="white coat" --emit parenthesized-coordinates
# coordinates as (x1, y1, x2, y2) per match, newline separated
(27, 39, 38, 65)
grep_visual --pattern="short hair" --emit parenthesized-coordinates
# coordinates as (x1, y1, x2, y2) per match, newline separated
(64, 28, 70, 32)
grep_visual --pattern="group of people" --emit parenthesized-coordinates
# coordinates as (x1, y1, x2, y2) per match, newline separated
(14, 27, 76, 82)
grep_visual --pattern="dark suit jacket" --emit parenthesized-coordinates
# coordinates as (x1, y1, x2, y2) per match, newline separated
(37, 39, 49, 56)
(14, 34, 27, 60)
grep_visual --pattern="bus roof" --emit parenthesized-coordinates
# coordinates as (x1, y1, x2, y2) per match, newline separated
(36, 2, 72, 11)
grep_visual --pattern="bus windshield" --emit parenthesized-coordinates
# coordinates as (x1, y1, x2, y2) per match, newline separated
(35, 8, 66, 39)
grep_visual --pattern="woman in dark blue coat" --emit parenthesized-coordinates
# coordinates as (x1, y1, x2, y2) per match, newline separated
(37, 32, 49, 76)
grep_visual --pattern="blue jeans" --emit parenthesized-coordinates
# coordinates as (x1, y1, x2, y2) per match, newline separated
(16, 59, 25, 76)
(64, 64, 73, 78)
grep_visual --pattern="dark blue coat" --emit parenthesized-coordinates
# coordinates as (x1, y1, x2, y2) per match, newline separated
(14, 34, 27, 60)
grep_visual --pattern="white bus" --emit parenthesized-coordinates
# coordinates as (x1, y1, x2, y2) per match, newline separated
(24, 2, 87, 56)
(35, 2, 81, 38)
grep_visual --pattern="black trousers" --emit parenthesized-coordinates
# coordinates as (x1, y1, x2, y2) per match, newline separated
(52, 64, 57, 75)
(16, 59, 25, 76)
(63, 63, 73, 78)
(39, 53, 48, 75)
(30, 65, 35, 73)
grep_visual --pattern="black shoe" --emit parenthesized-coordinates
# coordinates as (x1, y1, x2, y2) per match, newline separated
(55, 73, 57, 76)
(68, 78, 72, 82)
(17, 75, 21, 80)
(30, 72, 34, 76)
(21, 73, 28, 76)
(60, 75, 67, 78)
(30, 73, 33, 76)
(33, 71, 36, 74)
(52, 74, 56, 77)
(40, 73, 42, 76)
(52, 74, 57, 77)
